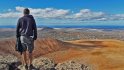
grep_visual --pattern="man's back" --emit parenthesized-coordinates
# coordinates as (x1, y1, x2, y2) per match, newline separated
(16, 15, 37, 40)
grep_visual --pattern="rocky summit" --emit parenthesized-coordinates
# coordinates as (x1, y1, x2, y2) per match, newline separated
(0, 54, 89, 70)
(18, 57, 89, 70)
(55, 61, 89, 70)
(0, 54, 20, 70)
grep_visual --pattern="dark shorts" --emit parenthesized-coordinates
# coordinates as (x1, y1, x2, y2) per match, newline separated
(20, 36, 34, 53)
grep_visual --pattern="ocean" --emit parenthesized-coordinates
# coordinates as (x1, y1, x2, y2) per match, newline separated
(0, 25, 124, 29)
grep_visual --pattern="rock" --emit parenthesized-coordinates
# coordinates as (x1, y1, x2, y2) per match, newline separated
(0, 63, 8, 70)
(0, 55, 18, 64)
(32, 57, 55, 70)
(18, 65, 26, 70)
(0, 55, 90, 70)
(0, 54, 19, 70)
(55, 61, 89, 70)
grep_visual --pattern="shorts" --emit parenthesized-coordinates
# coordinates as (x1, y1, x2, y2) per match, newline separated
(20, 36, 34, 53)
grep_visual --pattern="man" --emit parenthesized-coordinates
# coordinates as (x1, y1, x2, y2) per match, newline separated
(16, 8, 37, 69)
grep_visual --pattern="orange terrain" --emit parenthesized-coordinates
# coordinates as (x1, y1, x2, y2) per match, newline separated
(43, 39, 124, 70)
(0, 38, 124, 70)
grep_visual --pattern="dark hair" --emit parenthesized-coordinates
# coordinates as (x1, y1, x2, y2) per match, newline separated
(23, 8, 30, 15)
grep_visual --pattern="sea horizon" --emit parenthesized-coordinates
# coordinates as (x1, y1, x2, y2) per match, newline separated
(0, 25, 124, 29)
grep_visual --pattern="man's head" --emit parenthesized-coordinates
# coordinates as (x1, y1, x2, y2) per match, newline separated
(23, 8, 30, 15)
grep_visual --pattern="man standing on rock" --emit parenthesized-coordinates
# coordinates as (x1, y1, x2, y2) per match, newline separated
(16, 8, 37, 70)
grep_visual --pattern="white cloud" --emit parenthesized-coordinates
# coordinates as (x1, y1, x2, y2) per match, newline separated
(112, 14, 124, 20)
(0, 12, 21, 18)
(16, 6, 25, 12)
(96, 18, 108, 21)
(0, 6, 124, 21)
(73, 9, 106, 20)
(15, 6, 70, 18)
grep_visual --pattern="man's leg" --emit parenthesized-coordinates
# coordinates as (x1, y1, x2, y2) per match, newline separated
(20, 36, 29, 69)
(21, 51, 28, 70)
(28, 38, 34, 69)
(20, 36, 28, 65)
(29, 52, 33, 65)
(21, 51, 28, 65)
(18, 51, 27, 69)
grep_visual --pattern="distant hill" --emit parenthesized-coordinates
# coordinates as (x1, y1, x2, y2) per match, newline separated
(1, 28, 124, 41)
(0, 38, 71, 58)
(41, 27, 54, 31)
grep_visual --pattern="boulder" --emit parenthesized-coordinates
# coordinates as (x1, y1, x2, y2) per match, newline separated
(3, 56, 90, 70)
(55, 61, 89, 70)
(0, 54, 19, 70)
(32, 57, 55, 70)
(0, 63, 9, 70)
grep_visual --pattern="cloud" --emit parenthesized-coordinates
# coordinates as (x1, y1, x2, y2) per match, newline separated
(0, 6, 70, 19)
(72, 9, 106, 20)
(15, 6, 70, 18)
(16, 6, 25, 12)
(112, 14, 124, 20)
(0, 12, 21, 18)
(0, 6, 124, 21)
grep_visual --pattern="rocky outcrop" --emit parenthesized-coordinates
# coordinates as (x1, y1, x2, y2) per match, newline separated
(0, 55, 89, 70)
(32, 57, 55, 70)
(32, 57, 89, 70)
(55, 61, 89, 70)
(0, 63, 8, 70)
(0, 54, 19, 70)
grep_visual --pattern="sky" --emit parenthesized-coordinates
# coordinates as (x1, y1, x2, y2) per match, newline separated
(0, 0, 124, 26)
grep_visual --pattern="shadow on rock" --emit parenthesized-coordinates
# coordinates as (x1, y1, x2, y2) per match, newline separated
(9, 61, 21, 70)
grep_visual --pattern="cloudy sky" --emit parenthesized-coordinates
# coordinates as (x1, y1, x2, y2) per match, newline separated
(0, 0, 124, 26)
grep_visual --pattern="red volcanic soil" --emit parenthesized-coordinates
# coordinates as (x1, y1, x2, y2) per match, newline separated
(0, 38, 71, 58)
(0, 38, 124, 70)
(44, 39, 124, 70)
(33, 38, 71, 58)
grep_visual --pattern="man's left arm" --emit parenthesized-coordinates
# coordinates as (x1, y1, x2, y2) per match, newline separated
(33, 18, 37, 40)
(16, 18, 21, 38)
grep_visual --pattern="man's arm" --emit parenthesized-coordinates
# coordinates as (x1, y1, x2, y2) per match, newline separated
(16, 18, 21, 38)
(33, 18, 37, 40)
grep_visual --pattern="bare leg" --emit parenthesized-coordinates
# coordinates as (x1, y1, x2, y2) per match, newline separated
(21, 51, 28, 65)
(29, 52, 33, 65)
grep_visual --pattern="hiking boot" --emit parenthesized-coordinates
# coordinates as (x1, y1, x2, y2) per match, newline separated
(25, 64, 28, 70)
(29, 64, 34, 70)
(18, 65, 25, 70)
